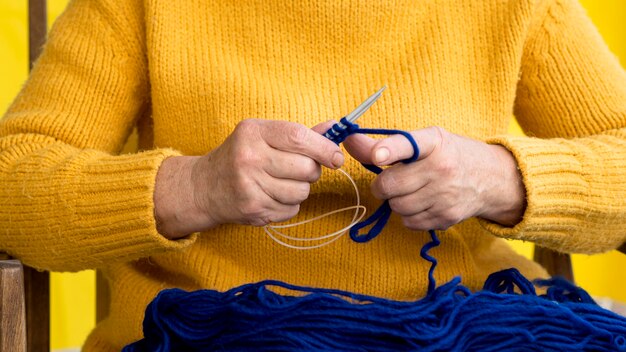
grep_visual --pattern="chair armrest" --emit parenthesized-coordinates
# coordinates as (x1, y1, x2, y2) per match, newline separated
(0, 257, 27, 352)
(533, 246, 574, 282)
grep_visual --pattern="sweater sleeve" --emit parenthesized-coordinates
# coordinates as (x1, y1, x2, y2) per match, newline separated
(478, 0, 626, 254)
(0, 0, 195, 272)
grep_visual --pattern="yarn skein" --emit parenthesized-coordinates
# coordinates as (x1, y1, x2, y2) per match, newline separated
(123, 229, 626, 352)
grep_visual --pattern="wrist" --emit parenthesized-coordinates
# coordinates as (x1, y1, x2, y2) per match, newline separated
(154, 155, 209, 239)
(478, 144, 526, 226)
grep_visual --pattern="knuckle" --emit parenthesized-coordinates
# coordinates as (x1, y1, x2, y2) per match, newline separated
(375, 174, 396, 199)
(318, 141, 337, 162)
(235, 118, 260, 136)
(240, 199, 265, 219)
(232, 145, 260, 168)
(267, 182, 310, 205)
(271, 205, 300, 223)
(384, 172, 400, 192)
(302, 159, 321, 181)
(439, 220, 454, 230)
(292, 182, 310, 203)
(436, 158, 458, 177)
(402, 216, 420, 230)
(447, 181, 463, 200)
(311, 164, 322, 181)
(286, 124, 309, 148)
(287, 205, 301, 219)
(248, 217, 270, 227)
(426, 126, 448, 155)
(441, 208, 464, 226)
(430, 126, 448, 142)
(388, 197, 407, 215)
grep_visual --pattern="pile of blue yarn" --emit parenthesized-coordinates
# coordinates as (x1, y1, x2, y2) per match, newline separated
(124, 120, 626, 351)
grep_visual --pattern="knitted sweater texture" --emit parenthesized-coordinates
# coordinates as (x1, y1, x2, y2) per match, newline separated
(1, 0, 626, 350)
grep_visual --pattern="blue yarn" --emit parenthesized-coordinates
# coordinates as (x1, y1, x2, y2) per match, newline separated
(124, 229, 626, 351)
(329, 117, 421, 243)
(422, 230, 441, 295)
(124, 120, 626, 351)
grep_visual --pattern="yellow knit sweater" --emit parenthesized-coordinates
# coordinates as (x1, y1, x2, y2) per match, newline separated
(2, 0, 626, 350)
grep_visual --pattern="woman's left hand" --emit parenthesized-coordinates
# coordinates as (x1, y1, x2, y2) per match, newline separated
(343, 126, 526, 231)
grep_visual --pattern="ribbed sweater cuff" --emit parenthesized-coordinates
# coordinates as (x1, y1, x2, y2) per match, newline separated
(477, 135, 588, 252)
(62, 148, 196, 270)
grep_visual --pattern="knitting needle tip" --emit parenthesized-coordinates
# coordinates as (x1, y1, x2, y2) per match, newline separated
(345, 86, 387, 123)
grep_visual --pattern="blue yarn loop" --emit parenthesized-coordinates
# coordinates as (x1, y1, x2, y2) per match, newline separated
(328, 117, 420, 243)
(124, 120, 626, 352)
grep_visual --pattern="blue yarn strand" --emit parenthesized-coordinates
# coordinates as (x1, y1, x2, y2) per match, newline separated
(421, 230, 440, 295)
(124, 119, 626, 352)
(349, 201, 392, 243)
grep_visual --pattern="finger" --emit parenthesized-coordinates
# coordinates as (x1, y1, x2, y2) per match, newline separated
(388, 187, 436, 216)
(268, 204, 301, 224)
(246, 201, 300, 226)
(371, 126, 445, 166)
(264, 149, 322, 182)
(342, 133, 378, 164)
(311, 120, 337, 135)
(401, 210, 437, 232)
(260, 121, 344, 169)
(261, 177, 311, 205)
(402, 204, 465, 231)
(371, 163, 431, 199)
(313, 119, 379, 164)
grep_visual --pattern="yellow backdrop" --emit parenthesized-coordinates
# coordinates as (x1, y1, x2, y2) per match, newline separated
(0, 1, 624, 349)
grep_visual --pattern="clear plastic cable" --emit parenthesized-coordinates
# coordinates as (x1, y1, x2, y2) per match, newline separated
(263, 168, 366, 249)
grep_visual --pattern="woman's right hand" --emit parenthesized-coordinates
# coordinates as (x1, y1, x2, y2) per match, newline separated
(154, 119, 343, 240)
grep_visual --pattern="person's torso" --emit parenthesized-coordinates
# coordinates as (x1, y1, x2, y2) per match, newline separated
(88, 1, 548, 349)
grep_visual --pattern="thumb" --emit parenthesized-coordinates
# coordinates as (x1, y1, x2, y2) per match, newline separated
(371, 126, 443, 166)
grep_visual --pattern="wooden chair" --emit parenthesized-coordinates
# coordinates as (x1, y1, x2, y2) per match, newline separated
(0, 1, 110, 351)
(2, 0, 623, 351)
(0, 2, 49, 350)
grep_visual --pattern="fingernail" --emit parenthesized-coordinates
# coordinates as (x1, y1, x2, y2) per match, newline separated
(375, 147, 390, 164)
(332, 152, 344, 168)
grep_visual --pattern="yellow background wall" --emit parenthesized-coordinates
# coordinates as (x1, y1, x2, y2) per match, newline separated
(0, 0, 624, 349)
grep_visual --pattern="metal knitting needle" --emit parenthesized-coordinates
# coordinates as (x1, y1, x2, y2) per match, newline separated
(345, 86, 386, 123)
(324, 86, 386, 140)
